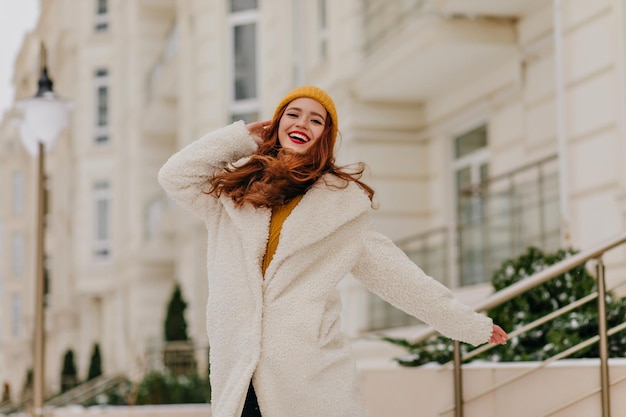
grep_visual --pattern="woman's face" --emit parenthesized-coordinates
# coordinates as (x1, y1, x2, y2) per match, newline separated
(277, 98, 327, 154)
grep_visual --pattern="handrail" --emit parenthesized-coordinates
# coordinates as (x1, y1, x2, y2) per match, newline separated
(44, 374, 127, 408)
(409, 231, 626, 345)
(404, 231, 626, 417)
(439, 321, 626, 415)
(454, 291, 599, 363)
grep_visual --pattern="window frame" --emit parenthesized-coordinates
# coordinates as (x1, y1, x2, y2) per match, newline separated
(93, 68, 110, 144)
(228, 6, 261, 122)
(93, 180, 111, 259)
(318, 0, 328, 61)
(95, 0, 109, 31)
(451, 123, 490, 287)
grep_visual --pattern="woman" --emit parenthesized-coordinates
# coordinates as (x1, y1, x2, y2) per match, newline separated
(158, 85, 508, 417)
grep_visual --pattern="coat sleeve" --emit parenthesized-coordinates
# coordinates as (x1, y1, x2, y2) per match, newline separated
(157, 121, 258, 219)
(351, 228, 493, 346)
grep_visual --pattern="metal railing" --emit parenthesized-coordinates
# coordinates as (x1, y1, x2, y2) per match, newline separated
(392, 154, 559, 290)
(367, 227, 449, 330)
(397, 226, 450, 287)
(457, 154, 560, 286)
(372, 155, 560, 330)
(0, 374, 128, 415)
(145, 341, 209, 377)
(45, 374, 128, 408)
(408, 231, 626, 417)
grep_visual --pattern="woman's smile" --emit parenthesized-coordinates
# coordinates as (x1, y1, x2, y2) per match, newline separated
(288, 130, 310, 144)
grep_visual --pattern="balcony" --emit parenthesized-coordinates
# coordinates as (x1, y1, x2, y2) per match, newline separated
(436, 0, 545, 17)
(403, 154, 560, 288)
(356, 0, 520, 102)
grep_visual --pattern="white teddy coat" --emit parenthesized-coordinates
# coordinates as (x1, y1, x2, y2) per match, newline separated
(158, 121, 493, 417)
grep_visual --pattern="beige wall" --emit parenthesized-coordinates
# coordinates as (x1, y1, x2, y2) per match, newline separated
(360, 359, 626, 417)
(1, 0, 626, 408)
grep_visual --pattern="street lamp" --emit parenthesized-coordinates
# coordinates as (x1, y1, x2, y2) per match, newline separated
(14, 44, 71, 417)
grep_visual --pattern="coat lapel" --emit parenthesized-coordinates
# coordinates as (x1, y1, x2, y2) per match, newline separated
(266, 175, 371, 278)
(218, 175, 371, 284)
(220, 195, 271, 277)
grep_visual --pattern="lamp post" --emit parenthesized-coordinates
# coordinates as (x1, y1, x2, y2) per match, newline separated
(14, 44, 71, 417)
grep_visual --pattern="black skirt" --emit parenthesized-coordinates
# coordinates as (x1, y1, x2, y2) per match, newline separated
(241, 382, 262, 417)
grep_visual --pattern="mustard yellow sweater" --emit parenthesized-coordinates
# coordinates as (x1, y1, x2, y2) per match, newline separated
(262, 195, 303, 275)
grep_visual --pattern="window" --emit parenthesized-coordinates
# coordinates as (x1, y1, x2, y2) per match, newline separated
(12, 171, 23, 215)
(292, 0, 304, 85)
(93, 181, 111, 258)
(11, 293, 21, 337)
(454, 125, 489, 286)
(94, 69, 110, 144)
(229, 1, 260, 122)
(230, 0, 257, 12)
(318, 0, 328, 60)
(145, 197, 169, 240)
(11, 231, 24, 276)
(95, 0, 109, 31)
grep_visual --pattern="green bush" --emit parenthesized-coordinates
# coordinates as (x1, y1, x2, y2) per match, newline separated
(134, 370, 210, 405)
(87, 343, 103, 381)
(60, 350, 78, 392)
(384, 246, 626, 366)
(165, 285, 189, 342)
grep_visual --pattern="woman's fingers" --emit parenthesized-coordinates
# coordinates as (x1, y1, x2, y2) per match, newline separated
(247, 120, 272, 145)
(489, 324, 509, 345)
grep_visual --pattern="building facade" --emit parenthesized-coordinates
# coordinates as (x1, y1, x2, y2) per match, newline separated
(1, 0, 626, 404)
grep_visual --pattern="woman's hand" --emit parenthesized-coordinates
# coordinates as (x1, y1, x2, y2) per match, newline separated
(489, 324, 509, 345)
(247, 120, 272, 146)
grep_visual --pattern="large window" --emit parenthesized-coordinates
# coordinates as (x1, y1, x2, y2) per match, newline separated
(94, 68, 110, 144)
(11, 231, 24, 277)
(318, 0, 328, 60)
(12, 171, 23, 215)
(292, 0, 304, 85)
(93, 181, 111, 258)
(95, 0, 109, 31)
(454, 125, 489, 286)
(229, 0, 260, 122)
(453, 126, 560, 287)
(144, 196, 169, 240)
(230, 0, 257, 13)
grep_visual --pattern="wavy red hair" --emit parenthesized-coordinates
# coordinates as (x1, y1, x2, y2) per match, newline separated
(207, 105, 374, 208)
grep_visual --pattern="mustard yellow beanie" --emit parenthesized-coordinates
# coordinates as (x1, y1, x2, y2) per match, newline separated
(272, 85, 338, 144)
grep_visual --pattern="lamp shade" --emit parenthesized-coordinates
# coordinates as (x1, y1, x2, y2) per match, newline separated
(15, 91, 71, 156)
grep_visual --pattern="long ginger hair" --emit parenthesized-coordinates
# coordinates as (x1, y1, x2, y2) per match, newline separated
(207, 105, 374, 208)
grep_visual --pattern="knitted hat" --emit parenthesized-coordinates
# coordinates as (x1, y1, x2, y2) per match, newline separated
(272, 85, 338, 144)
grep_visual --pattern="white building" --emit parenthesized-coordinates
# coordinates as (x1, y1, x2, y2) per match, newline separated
(1, 0, 626, 411)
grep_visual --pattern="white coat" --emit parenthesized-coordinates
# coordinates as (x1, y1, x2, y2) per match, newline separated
(158, 121, 493, 417)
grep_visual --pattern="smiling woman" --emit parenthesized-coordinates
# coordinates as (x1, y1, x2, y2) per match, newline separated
(158, 85, 508, 417)
(277, 98, 327, 152)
